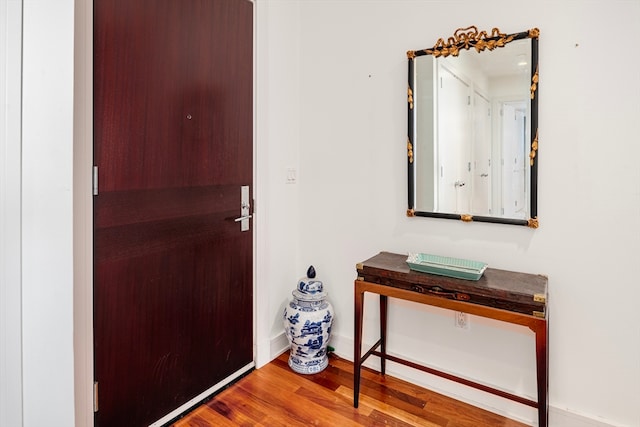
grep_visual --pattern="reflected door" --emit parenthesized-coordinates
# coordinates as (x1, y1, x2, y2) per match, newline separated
(472, 92, 492, 215)
(501, 103, 527, 218)
(437, 65, 471, 213)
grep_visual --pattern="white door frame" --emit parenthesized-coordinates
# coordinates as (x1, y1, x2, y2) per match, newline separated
(0, 0, 23, 426)
(74, 0, 95, 425)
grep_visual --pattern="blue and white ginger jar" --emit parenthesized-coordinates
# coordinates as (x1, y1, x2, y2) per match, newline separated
(283, 266, 334, 374)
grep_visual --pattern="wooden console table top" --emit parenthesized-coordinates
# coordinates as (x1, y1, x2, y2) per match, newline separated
(357, 251, 547, 317)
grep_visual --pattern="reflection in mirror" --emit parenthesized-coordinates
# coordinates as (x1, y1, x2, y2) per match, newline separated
(407, 27, 539, 227)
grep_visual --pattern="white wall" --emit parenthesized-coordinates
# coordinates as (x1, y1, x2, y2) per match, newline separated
(259, 1, 640, 426)
(21, 1, 76, 426)
(254, 0, 303, 367)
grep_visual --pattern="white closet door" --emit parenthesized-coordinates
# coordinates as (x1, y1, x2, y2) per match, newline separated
(437, 65, 471, 214)
(472, 92, 492, 215)
(502, 104, 527, 218)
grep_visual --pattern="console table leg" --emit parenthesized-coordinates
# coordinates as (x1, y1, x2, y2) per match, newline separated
(353, 285, 364, 408)
(380, 295, 388, 375)
(535, 320, 548, 427)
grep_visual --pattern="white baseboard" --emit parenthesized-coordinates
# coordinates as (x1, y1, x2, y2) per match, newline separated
(549, 407, 623, 427)
(270, 331, 290, 359)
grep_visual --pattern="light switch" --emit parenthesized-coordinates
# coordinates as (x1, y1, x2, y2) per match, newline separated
(286, 167, 297, 184)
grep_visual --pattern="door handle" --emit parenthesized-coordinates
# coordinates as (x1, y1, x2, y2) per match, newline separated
(234, 202, 251, 220)
(228, 202, 252, 222)
(234, 212, 253, 222)
(237, 187, 251, 232)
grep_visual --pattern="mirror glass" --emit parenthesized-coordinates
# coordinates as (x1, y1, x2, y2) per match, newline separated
(407, 27, 539, 227)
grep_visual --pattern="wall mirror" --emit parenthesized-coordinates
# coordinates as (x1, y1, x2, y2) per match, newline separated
(407, 26, 539, 227)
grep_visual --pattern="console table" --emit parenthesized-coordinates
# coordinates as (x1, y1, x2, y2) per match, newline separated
(353, 252, 548, 427)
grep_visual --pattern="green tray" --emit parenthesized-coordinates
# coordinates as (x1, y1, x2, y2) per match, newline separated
(406, 253, 488, 281)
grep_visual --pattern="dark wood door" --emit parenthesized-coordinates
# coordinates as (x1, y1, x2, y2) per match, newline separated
(93, 1, 253, 426)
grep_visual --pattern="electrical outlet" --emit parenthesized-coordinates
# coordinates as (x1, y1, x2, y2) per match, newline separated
(455, 311, 470, 329)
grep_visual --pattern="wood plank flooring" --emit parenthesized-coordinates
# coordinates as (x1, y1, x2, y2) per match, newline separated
(171, 352, 529, 427)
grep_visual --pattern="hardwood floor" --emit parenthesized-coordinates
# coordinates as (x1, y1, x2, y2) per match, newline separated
(171, 352, 529, 427)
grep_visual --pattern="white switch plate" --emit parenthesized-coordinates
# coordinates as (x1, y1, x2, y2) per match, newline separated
(286, 167, 297, 184)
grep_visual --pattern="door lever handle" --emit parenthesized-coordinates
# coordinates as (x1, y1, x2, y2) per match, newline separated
(235, 201, 252, 221)
(237, 186, 251, 232)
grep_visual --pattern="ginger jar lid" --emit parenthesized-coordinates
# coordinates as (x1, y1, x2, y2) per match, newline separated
(292, 265, 327, 301)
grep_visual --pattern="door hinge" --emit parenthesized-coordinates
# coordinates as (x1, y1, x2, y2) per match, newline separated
(92, 166, 99, 196)
(94, 381, 99, 412)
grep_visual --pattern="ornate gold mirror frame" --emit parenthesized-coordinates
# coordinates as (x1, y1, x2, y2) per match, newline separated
(407, 26, 539, 228)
